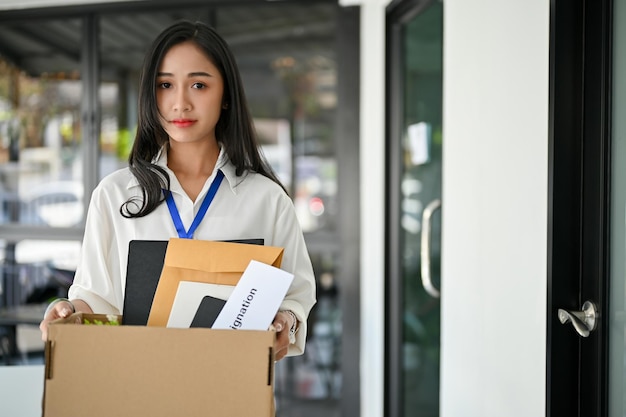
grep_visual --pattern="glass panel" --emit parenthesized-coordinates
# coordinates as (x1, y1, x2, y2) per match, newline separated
(399, 4, 443, 417)
(610, 0, 626, 415)
(0, 19, 84, 227)
(0, 9, 344, 413)
(0, 18, 84, 331)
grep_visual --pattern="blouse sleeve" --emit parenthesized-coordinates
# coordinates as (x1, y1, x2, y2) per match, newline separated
(68, 184, 123, 314)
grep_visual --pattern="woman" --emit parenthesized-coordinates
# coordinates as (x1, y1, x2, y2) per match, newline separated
(40, 20, 316, 361)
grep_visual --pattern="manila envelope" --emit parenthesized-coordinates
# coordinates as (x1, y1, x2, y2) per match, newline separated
(146, 238, 284, 327)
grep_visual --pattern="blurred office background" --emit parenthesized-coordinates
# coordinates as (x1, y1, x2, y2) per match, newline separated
(0, 2, 356, 416)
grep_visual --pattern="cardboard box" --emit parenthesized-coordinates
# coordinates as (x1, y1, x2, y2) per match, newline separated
(43, 313, 276, 417)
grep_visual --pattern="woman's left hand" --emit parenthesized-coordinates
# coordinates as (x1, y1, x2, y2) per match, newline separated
(272, 310, 295, 361)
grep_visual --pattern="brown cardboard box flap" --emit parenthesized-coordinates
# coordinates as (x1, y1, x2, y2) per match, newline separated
(43, 313, 276, 417)
(147, 238, 284, 326)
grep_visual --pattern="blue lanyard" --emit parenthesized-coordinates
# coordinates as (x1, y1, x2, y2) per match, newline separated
(164, 170, 225, 239)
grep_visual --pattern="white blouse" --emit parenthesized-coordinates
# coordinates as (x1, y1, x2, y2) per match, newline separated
(68, 147, 316, 355)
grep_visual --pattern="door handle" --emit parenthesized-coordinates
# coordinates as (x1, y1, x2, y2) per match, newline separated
(420, 199, 442, 298)
(558, 301, 598, 337)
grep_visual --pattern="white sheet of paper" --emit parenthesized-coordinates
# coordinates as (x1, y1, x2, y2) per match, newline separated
(167, 281, 220, 328)
(212, 260, 294, 330)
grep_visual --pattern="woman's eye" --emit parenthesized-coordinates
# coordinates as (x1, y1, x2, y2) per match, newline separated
(158, 82, 171, 89)
(192, 82, 206, 89)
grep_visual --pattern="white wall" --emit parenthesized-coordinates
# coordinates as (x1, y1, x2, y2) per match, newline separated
(440, 1, 550, 416)
(358, 2, 387, 416)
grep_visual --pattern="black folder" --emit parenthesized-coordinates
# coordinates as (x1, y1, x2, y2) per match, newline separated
(122, 238, 264, 326)
(190, 295, 227, 328)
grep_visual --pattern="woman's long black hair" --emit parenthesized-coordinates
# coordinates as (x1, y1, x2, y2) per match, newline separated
(121, 20, 285, 218)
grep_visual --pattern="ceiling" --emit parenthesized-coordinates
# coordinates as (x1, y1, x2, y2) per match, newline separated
(0, 2, 338, 79)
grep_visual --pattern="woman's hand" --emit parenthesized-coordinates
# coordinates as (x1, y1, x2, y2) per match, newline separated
(272, 310, 297, 361)
(40, 299, 92, 341)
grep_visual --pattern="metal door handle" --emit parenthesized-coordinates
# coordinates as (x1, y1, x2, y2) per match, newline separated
(558, 301, 598, 337)
(420, 199, 442, 298)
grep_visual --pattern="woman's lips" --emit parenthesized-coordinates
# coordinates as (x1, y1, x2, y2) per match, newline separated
(172, 119, 196, 128)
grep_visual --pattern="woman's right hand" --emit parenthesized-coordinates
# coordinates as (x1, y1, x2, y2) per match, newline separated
(39, 299, 75, 341)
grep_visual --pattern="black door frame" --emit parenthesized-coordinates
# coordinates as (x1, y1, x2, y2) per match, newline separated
(547, 0, 613, 415)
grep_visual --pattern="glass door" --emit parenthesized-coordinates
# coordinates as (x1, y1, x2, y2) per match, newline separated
(386, 1, 443, 416)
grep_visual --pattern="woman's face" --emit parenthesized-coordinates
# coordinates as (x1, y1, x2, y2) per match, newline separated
(156, 41, 225, 145)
